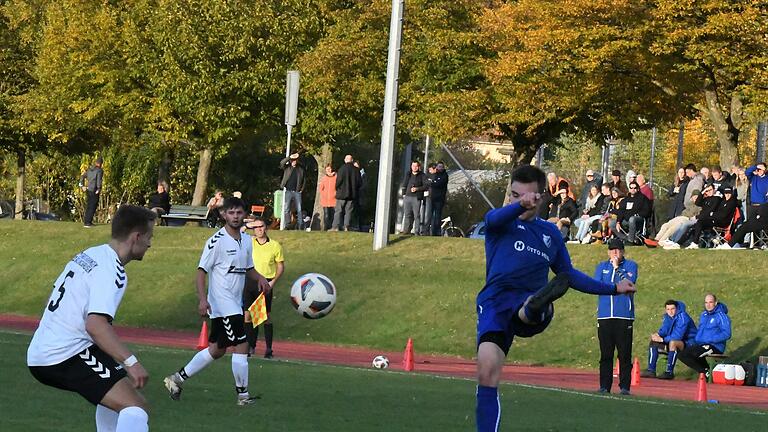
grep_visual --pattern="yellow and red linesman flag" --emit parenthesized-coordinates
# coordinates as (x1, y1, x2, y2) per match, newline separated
(247, 292, 268, 327)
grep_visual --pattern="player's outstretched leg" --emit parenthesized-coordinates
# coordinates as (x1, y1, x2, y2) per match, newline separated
(523, 273, 569, 323)
(164, 348, 217, 400)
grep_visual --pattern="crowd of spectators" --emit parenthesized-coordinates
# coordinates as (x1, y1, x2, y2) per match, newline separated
(552, 161, 768, 250)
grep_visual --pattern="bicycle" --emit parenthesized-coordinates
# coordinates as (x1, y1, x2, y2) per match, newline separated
(440, 216, 465, 238)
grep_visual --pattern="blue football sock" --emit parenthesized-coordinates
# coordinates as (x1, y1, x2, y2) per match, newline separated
(476, 385, 500, 432)
(665, 350, 677, 374)
(647, 346, 658, 372)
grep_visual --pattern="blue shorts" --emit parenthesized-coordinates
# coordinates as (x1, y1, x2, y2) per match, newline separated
(476, 291, 554, 355)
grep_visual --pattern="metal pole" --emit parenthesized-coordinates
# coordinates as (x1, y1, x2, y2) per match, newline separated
(601, 144, 609, 181)
(280, 71, 300, 231)
(676, 121, 684, 169)
(373, 0, 404, 251)
(649, 126, 657, 186)
(279, 125, 292, 230)
(756, 121, 767, 163)
(442, 144, 496, 210)
(424, 135, 430, 168)
(536, 145, 545, 168)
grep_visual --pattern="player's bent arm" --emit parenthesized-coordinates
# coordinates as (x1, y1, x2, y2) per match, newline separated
(85, 314, 148, 388)
(566, 268, 619, 295)
(485, 202, 526, 229)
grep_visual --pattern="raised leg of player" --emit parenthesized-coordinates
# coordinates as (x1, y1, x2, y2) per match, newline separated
(99, 378, 149, 432)
(476, 342, 505, 432)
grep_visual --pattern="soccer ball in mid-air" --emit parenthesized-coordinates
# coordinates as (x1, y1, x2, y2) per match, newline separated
(290, 273, 337, 319)
(372, 355, 390, 369)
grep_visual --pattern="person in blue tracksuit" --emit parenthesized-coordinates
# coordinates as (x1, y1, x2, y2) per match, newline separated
(594, 238, 639, 394)
(678, 294, 731, 375)
(475, 165, 636, 432)
(641, 300, 697, 380)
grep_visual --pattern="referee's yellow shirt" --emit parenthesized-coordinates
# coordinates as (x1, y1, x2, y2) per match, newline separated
(251, 237, 284, 279)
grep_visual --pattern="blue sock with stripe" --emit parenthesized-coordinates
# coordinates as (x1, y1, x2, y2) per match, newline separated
(476, 385, 500, 432)
(665, 350, 678, 374)
(648, 346, 658, 372)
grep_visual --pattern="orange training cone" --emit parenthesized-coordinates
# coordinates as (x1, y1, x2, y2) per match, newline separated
(631, 357, 641, 386)
(613, 358, 620, 378)
(403, 338, 414, 371)
(196, 321, 209, 350)
(696, 373, 708, 402)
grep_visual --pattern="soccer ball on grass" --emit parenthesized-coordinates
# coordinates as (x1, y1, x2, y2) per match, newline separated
(290, 273, 336, 319)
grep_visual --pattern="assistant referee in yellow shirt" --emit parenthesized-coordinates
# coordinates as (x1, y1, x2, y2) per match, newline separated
(243, 217, 285, 358)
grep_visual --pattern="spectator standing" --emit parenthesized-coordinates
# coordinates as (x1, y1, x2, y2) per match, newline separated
(678, 294, 731, 377)
(331, 155, 361, 231)
(636, 174, 654, 201)
(609, 169, 628, 195)
(243, 217, 285, 358)
(475, 165, 636, 431)
(79, 156, 104, 227)
(27, 205, 155, 432)
(625, 170, 637, 189)
(683, 163, 705, 208)
(400, 161, 428, 235)
(717, 162, 768, 249)
(206, 190, 224, 228)
(420, 164, 436, 236)
(595, 239, 639, 394)
(710, 166, 733, 191)
(429, 162, 449, 236)
(700, 166, 711, 184)
(279, 153, 306, 230)
(318, 165, 336, 231)
(354, 160, 368, 231)
(733, 166, 749, 215)
(577, 169, 603, 211)
(641, 300, 697, 380)
(163, 198, 270, 406)
(148, 182, 171, 222)
(666, 167, 689, 220)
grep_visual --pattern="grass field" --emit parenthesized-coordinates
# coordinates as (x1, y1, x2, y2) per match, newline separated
(1, 220, 766, 372)
(2, 332, 765, 431)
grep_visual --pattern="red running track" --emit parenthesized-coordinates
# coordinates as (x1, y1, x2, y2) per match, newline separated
(3, 314, 765, 411)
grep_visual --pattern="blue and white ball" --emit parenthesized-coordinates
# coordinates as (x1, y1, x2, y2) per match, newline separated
(290, 273, 336, 319)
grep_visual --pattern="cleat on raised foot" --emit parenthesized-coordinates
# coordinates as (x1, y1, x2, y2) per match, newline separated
(526, 274, 570, 317)
(163, 374, 183, 401)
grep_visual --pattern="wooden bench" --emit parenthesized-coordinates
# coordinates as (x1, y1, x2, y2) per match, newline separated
(161, 205, 211, 226)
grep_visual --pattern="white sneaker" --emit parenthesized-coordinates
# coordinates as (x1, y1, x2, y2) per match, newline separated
(581, 236, 591, 244)
(686, 243, 699, 249)
(567, 240, 579, 244)
(662, 242, 680, 250)
(237, 394, 258, 406)
(163, 373, 183, 400)
(714, 243, 732, 250)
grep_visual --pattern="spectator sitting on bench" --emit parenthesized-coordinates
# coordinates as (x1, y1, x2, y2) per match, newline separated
(148, 182, 171, 222)
(609, 181, 651, 244)
(677, 184, 736, 249)
(678, 294, 731, 378)
(645, 190, 701, 247)
(641, 300, 697, 380)
(207, 190, 225, 227)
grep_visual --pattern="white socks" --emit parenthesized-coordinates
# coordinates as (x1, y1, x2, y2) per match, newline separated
(181, 348, 216, 379)
(96, 405, 118, 432)
(116, 406, 148, 432)
(232, 353, 249, 392)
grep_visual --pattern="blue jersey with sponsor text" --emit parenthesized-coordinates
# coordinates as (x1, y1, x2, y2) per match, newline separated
(478, 202, 615, 305)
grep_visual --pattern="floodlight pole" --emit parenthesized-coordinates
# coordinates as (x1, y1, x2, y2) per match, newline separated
(280, 71, 300, 230)
(676, 121, 685, 169)
(756, 121, 767, 163)
(373, 0, 404, 251)
(649, 126, 657, 185)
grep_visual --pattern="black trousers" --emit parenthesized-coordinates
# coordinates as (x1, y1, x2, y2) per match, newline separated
(731, 203, 768, 245)
(430, 199, 445, 236)
(323, 207, 334, 231)
(678, 344, 721, 373)
(84, 191, 98, 225)
(598, 319, 633, 391)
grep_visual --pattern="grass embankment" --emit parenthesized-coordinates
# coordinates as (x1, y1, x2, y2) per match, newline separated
(1, 220, 766, 372)
(1, 332, 764, 431)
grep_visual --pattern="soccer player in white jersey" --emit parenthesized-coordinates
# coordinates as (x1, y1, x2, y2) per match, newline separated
(27, 205, 156, 432)
(164, 197, 270, 406)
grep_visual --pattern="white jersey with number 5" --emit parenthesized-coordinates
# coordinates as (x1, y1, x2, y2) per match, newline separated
(27, 245, 127, 366)
(198, 228, 254, 318)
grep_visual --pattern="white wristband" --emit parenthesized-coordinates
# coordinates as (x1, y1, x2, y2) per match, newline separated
(123, 355, 138, 367)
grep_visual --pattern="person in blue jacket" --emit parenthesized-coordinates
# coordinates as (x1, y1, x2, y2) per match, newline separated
(594, 238, 639, 395)
(640, 300, 697, 380)
(475, 165, 636, 432)
(678, 294, 732, 376)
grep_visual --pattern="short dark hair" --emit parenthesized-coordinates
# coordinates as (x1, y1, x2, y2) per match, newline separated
(510, 165, 546, 194)
(629, 181, 639, 189)
(665, 299, 677, 307)
(111, 205, 155, 240)
(685, 163, 697, 171)
(712, 165, 722, 173)
(221, 197, 246, 212)
(411, 160, 421, 166)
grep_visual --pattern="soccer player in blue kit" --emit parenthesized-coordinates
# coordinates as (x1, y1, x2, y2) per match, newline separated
(476, 166, 636, 432)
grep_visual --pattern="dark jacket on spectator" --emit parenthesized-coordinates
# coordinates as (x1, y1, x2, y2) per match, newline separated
(403, 170, 429, 200)
(335, 162, 361, 200)
(148, 191, 171, 214)
(711, 194, 738, 227)
(429, 170, 449, 203)
(578, 173, 603, 210)
(279, 157, 306, 192)
(589, 194, 609, 217)
(616, 193, 651, 223)
(549, 195, 578, 221)
(695, 193, 722, 222)
(667, 177, 690, 220)
(710, 173, 733, 191)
